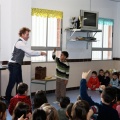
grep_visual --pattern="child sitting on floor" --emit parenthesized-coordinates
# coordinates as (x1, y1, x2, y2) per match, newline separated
(66, 103, 73, 120)
(110, 72, 119, 88)
(99, 71, 110, 92)
(112, 88, 120, 118)
(33, 90, 48, 109)
(71, 100, 89, 120)
(40, 103, 59, 120)
(32, 108, 46, 120)
(58, 97, 70, 120)
(8, 82, 31, 115)
(87, 71, 100, 90)
(12, 102, 31, 120)
(103, 70, 110, 86)
(80, 70, 119, 120)
(98, 69, 105, 85)
(0, 101, 7, 120)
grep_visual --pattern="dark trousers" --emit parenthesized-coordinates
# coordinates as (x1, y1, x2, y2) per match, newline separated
(5, 63, 22, 101)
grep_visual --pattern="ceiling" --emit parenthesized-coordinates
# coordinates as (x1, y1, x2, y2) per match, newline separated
(110, 0, 120, 2)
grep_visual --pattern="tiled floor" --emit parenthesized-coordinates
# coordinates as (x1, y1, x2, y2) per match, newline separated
(6, 89, 101, 120)
(47, 89, 100, 110)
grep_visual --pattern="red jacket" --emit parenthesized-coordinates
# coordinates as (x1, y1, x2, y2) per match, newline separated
(87, 76, 100, 90)
(8, 94, 31, 115)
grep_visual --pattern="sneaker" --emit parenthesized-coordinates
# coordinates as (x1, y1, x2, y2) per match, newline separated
(53, 101, 59, 104)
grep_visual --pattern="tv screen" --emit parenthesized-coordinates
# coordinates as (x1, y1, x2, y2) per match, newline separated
(84, 12, 97, 27)
(80, 10, 98, 30)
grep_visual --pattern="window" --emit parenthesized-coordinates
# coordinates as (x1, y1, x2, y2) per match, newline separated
(92, 18, 113, 60)
(31, 8, 63, 62)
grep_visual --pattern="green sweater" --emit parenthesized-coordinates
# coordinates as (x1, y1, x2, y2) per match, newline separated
(52, 53, 70, 80)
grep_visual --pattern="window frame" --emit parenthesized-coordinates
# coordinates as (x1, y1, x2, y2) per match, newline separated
(31, 9, 63, 62)
(92, 18, 113, 61)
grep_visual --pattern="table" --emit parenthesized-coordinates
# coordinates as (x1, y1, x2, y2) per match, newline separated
(30, 78, 56, 98)
(0, 66, 8, 96)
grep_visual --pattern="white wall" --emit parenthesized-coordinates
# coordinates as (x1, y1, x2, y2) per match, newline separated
(0, 0, 119, 95)
(32, 0, 91, 51)
(0, 0, 32, 96)
(31, 0, 118, 93)
(113, 3, 120, 58)
(0, 0, 12, 61)
(32, 0, 117, 58)
(31, 61, 116, 93)
(0, 0, 31, 61)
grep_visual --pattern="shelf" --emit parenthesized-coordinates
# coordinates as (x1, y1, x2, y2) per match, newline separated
(65, 28, 102, 49)
(65, 28, 102, 32)
(65, 28, 102, 40)
(69, 39, 97, 42)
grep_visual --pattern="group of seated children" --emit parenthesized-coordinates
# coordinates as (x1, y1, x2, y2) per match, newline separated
(0, 70, 120, 120)
(80, 70, 120, 120)
(0, 82, 91, 120)
(87, 69, 120, 90)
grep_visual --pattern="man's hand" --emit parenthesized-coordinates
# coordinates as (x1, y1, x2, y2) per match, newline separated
(82, 70, 91, 79)
(41, 52, 47, 56)
(53, 48, 56, 53)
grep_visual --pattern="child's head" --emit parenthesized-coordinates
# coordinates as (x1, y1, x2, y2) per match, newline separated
(71, 100, 89, 120)
(112, 72, 118, 80)
(34, 90, 48, 109)
(105, 70, 110, 77)
(116, 88, 120, 103)
(118, 72, 120, 80)
(91, 71, 97, 78)
(32, 109, 46, 120)
(101, 86, 117, 104)
(60, 51, 69, 61)
(99, 69, 104, 76)
(59, 96, 70, 108)
(117, 94, 120, 104)
(17, 82, 28, 95)
(40, 103, 59, 120)
(12, 102, 31, 120)
(0, 101, 7, 120)
(66, 103, 73, 120)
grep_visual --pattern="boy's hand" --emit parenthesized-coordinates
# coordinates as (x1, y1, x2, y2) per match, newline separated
(87, 109, 94, 120)
(64, 80, 68, 86)
(53, 48, 56, 53)
(100, 85, 105, 90)
(82, 70, 91, 79)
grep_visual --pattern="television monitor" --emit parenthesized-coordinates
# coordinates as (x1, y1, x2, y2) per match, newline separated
(80, 10, 99, 30)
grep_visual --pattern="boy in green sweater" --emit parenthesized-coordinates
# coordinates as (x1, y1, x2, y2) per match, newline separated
(52, 48, 70, 103)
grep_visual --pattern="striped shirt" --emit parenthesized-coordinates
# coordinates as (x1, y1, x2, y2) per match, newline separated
(52, 52, 70, 80)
